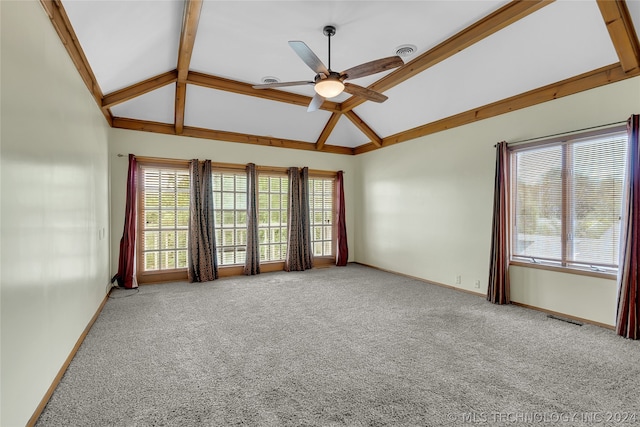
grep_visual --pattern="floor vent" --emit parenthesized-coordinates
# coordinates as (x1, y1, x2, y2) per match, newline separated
(547, 314, 583, 326)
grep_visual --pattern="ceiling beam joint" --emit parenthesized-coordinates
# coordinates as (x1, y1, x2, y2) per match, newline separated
(344, 111, 382, 147)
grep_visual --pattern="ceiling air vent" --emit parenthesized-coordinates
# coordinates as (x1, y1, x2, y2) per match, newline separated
(261, 76, 280, 84)
(395, 44, 417, 58)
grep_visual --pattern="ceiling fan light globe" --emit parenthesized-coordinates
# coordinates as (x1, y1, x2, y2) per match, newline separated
(314, 79, 345, 98)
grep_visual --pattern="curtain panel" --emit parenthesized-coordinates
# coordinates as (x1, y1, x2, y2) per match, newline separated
(616, 114, 640, 339)
(244, 163, 260, 275)
(285, 167, 313, 271)
(188, 159, 218, 282)
(335, 171, 349, 266)
(115, 154, 138, 289)
(487, 141, 510, 304)
(300, 167, 313, 269)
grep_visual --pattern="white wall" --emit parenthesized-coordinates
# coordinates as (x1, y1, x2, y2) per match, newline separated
(2, 3, 638, 425)
(109, 129, 357, 275)
(355, 76, 640, 326)
(0, 2, 111, 426)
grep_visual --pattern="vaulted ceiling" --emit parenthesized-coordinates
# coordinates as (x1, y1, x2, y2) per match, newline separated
(42, 0, 640, 155)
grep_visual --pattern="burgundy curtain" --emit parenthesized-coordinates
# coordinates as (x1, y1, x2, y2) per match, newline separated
(616, 114, 640, 339)
(188, 160, 218, 282)
(335, 171, 348, 266)
(115, 154, 138, 289)
(285, 167, 313, 272)
(244, 163, 260, 275)
(487, 141, 510, 304)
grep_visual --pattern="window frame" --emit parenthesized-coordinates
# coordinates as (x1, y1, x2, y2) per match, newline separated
(508, 126, 628, 279)
(136, 158, 190, 284)
(257, 171, 289, 264)
(133, 158, 340, 282)
(308, 174, 337, 265)
(212, 168, 248, 267)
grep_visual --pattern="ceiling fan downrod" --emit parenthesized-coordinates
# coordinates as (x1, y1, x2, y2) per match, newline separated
(323, 25, 336, 71)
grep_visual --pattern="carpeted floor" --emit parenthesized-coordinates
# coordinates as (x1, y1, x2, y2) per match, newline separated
(36, 264, 640, 426)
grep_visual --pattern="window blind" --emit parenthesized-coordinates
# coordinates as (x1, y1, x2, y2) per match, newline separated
(258, 174, 288, 262)
(140, 165, 190, 271)
(212, 171, 247, 266)
(511, 131, 627, 272)
(309, 177, 335, 257)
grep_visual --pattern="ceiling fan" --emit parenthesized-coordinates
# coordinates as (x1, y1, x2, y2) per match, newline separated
(252, 25, 404, 112)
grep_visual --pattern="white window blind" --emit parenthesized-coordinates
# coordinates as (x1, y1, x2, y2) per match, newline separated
(511, 131, 627, 272)
(309, 177, 334, 257)
(140, 165, 190, 271)
(212, 172, 247, 266)
(258, 174, 288, 262)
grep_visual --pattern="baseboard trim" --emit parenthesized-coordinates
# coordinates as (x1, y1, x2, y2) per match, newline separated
(353, 262, 485, 297)
(353, 262, 615, 330)
(27, 289, 112, 427)
(510, 301, 615, 330)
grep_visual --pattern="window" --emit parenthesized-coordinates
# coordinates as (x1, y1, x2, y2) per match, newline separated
(258, 174, 288, 262)
(213, 171, 247, 266)
(139, 164, 190, 272)
(135, 158, 339, 280)
(511, 130, 628, 273)
(309, 177, 335, 257)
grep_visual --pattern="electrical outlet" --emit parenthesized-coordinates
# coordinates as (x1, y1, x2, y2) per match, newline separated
(475, 280, 481, 289)
(455, 275, 461, 284)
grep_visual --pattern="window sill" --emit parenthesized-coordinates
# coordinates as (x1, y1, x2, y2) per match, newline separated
(138, 269, 188, 285)
(509, 260, 617, 280)
(138, 257, 336, 283)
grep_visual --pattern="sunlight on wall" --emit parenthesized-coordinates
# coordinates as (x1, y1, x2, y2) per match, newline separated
(1, 2, 111, 426)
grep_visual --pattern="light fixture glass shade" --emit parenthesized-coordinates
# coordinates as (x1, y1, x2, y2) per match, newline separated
(314, 79, 345, 98)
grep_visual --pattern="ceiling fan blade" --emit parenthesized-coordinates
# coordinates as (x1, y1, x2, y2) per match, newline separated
(340, 56, 404, 80)
(289, 41, 329, 75)
(343, 83, 388, 103)
(307, 93, 325, 112)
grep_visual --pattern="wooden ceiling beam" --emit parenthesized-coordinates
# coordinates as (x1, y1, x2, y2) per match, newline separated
(596, 0, 640, 73)
(187, 72, 342, 113)
(177, 0, 203, 84)
(316, 113, 342, 151)
(112, 117, 354, 155)
(341, 0, 554, 113)
(354, 63, 638, 155)
(175, 83, 188, 135)
(40, 0, 112, 125)
(175, 0, 203, 134)
(101, 71, 178, 108)
(344, 111, 382, 147)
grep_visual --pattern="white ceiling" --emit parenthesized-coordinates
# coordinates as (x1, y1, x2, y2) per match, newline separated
(59, 0, 640, 151)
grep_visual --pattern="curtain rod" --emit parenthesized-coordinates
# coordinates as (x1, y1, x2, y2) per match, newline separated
(497, 120, 627, 147)
(116, 154, 342, 176)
